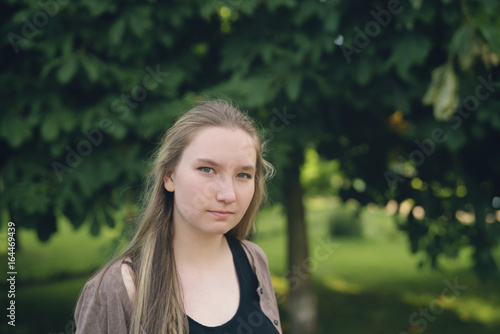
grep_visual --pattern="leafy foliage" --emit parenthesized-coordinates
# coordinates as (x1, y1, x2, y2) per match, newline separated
(1, 0, 499, 282)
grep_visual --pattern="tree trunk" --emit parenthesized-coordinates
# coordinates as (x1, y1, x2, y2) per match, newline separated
(283, 158, 318, 334)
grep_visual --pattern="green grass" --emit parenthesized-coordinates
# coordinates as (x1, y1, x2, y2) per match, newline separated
(0, 214, 126, 282)
(254, 198, 500, 334)
(2, 197, 499, 334)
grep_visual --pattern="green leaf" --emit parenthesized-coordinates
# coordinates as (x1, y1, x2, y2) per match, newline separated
(110, 120, 128, 140)
(85, 0, 114, 17)
(41, 58, 62, 78)
(479, 25, 500, 56)
(103, 208, 116, 228)
(159, 33, 174, 48)
(100, 159, 117, 183)
(59, 111, 77, 132)
(109, 18, 126, 45)
(199, 2, 216, 17)
(41, 115, 59, 141)
(285, 73, 302, 101)
(64, 197, 87, 230)
(128, 7, 152, 37)
(451, 26, 482, 71)
(0, 114, 32, 147)
(450, 25, 473, 54)
(386, 33, 432, 80)
(293, 2, 319, 26)
(57, 58, 78, 84)
(422, 64, 459, 121)
(324, 11, 340, 33)
(239, 0, 259, 15)
(80, 55, 100, 82)
(61, 35, 73, 57)
(491, 111, 500, 130)
(90, 214, 101, 236)
(36, 213, 57, 242)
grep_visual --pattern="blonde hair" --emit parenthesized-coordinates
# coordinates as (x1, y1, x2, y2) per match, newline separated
(102, 100, 273, 333)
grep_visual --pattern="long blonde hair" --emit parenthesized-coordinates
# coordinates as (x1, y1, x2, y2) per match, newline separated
(109, 100, 273, 333)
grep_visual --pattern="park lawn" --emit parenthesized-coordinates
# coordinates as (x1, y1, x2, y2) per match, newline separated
(0, 211, 128, 282)
(1, 197, 499, 333)
(254, 198, 500, 333)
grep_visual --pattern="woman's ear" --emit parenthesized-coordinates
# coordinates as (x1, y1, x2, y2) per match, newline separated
(163, 171, 175, 192)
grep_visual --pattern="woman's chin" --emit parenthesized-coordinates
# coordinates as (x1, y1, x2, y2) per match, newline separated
(201, 221, 238, 236)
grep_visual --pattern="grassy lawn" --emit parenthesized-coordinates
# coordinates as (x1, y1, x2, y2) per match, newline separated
(1, 197, 499, 333)
(254, 198, 500, 334)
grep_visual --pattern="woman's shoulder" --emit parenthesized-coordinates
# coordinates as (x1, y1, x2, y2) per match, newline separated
(76, 258, 133, 310)
(75, 259, 133, 333)
(86, 259, 127, 293)
(240, 239, 270, 269)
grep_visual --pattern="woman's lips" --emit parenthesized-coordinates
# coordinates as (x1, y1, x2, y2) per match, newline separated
(208, 210, 234, 218)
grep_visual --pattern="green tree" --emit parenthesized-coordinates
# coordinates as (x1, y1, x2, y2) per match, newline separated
(318, 0, 500, 282)
(2, 1, 500, 333)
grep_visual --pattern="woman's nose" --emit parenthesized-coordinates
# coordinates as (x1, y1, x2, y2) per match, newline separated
(216, 177, 236, 204)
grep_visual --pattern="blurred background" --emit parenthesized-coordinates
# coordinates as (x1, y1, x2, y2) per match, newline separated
(1, 0, 500, 333)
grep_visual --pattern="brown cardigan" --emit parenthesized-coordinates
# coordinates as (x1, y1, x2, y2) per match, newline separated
(74, 239, 282, 334)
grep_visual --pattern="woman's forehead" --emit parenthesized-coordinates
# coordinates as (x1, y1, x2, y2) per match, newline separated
(183, 127, 257, 166)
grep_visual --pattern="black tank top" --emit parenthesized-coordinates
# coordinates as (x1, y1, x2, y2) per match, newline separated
(187, 235, 279, 334)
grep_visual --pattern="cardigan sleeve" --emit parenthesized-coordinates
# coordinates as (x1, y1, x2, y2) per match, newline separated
(75, 261, 132, 334)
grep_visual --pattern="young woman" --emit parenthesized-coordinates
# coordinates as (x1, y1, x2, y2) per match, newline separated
(75, 100, 282, 334)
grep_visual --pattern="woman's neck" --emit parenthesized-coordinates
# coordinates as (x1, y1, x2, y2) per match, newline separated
(173, 224, 228, 269)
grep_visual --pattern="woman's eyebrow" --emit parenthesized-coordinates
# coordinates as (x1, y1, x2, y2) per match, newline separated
(195, 158, 255, 171)
(195, 158, 221, 167)
(240, 165, 256, 172)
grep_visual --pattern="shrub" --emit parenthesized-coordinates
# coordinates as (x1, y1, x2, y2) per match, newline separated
(329, 204, 363, 238)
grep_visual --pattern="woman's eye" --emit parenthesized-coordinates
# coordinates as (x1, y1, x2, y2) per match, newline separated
(237, 173, 252, 179)
(198, 167, 214, 174)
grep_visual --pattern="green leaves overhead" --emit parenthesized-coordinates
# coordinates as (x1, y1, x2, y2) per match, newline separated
(452, 26, 483, 71)
(56, 58, 78, 84)
(385, 33, 432, 80)
(422, 64, 459, 121)
(479, 25, 500, 63)
(285, 73, 302, 102)
(128, 6, 152, 38)
(1, 0, 499, 280)
(80, 54, 101, 82)
(109, 18, 126, 45)
(451, 25, 500, 71)
(0, 113, 33, 148)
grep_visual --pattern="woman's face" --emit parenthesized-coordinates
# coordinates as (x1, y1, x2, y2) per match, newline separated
(164, 126, 256, 237)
